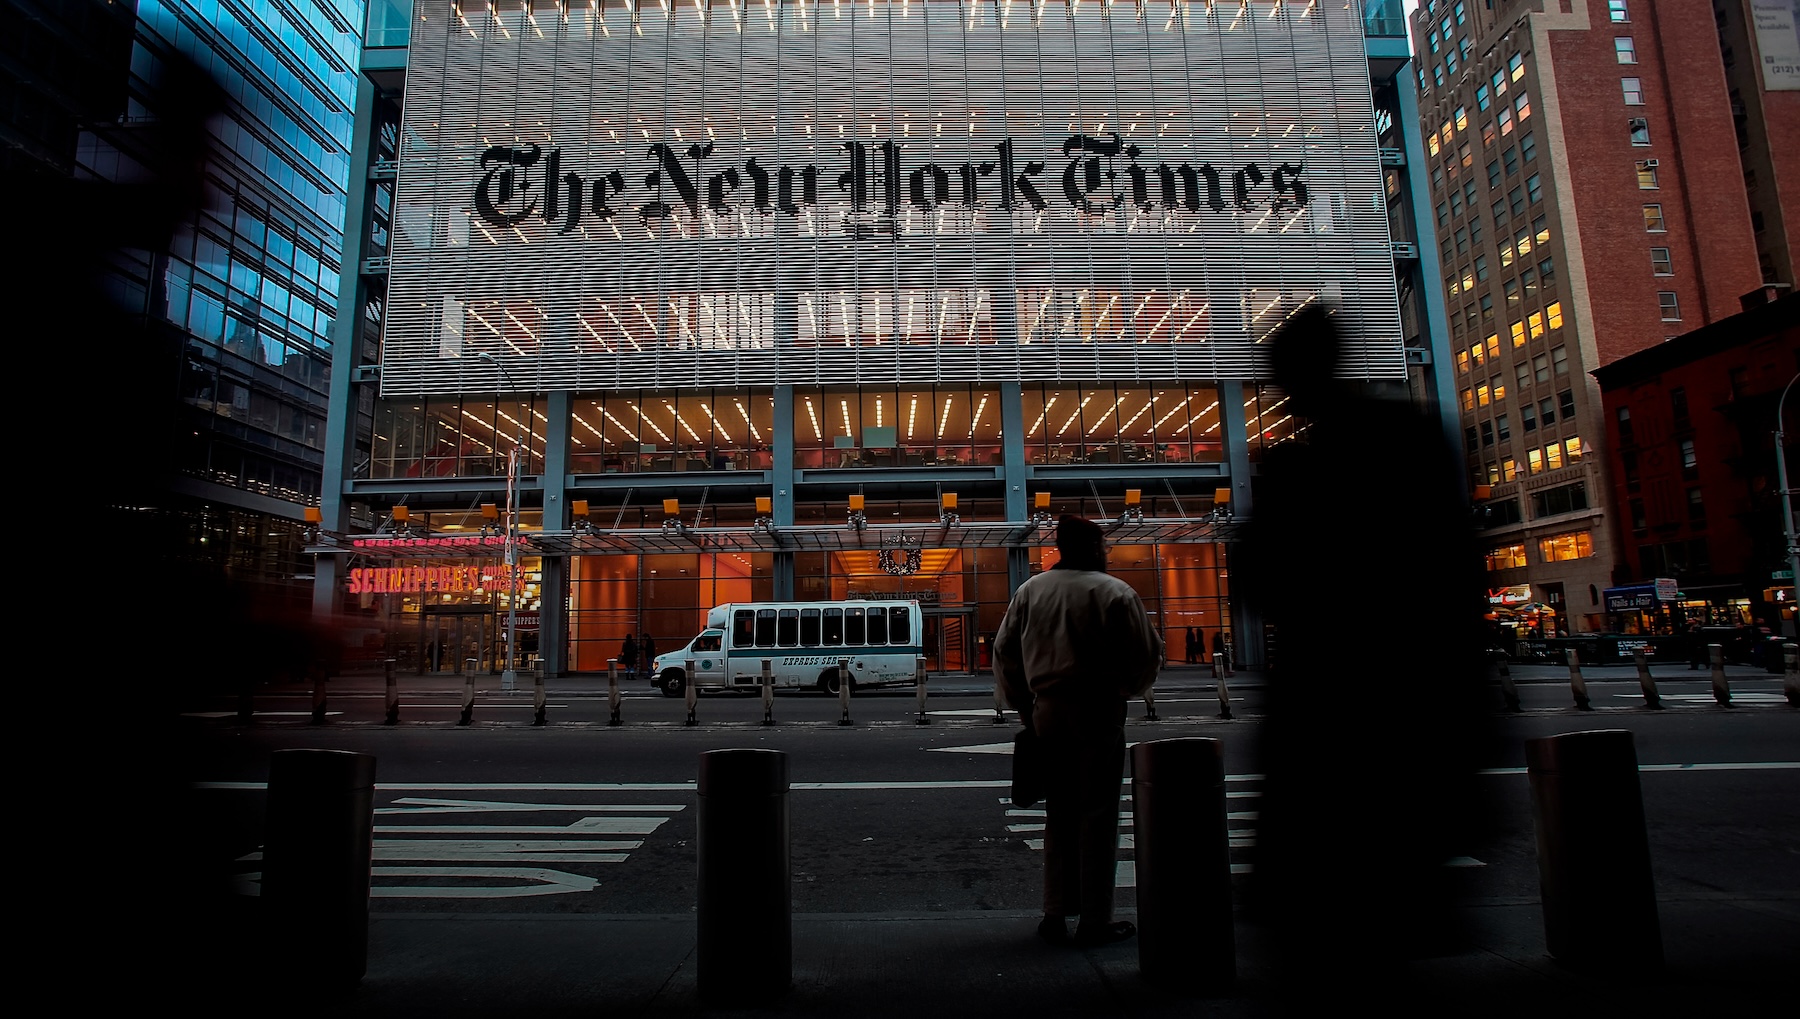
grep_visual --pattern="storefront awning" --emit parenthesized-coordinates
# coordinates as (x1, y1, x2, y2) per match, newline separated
(306, 514, 1237, 559)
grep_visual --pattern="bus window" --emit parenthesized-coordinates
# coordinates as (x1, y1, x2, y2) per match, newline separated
(866, 607, 888, 645)
(694, 631, 722, 653)
(777, 608, 799, 647)
(845, 607, 866, 646)
(823, 608, 843, 645)
(755, 609, 777, 647)
(800, 608, 821, 646)
(733, 610, 755, 647)
(888, 606, 910, 645)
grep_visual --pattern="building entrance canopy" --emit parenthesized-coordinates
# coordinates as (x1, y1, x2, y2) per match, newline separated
(307, 516, 1236, 559)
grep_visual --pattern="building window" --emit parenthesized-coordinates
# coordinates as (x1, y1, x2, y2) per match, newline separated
(1483, 120, 1497, 147)
(1493, 68, 1508, 97)
(1461, 387, 1475, 411)
(1520, 131, 1536, 163)
(1528, 448, 1543, 473)
(1671, 385, 1689, 425)
(1552, 345, 1568, 376)
(1546, 301, 1564, 329)
(1609, 1, 1629, 23)
(1499, 106, 1514, 136)
(1486, 160, 1501, 188)
(1455, 105, 1469, 132)
(1450, 192, 1463, 217)
(1470, 216, 1483, 246)
(1643, 204, 1666, 231)
(1659, 291, 1681, 320)
(1636, 161, 1659, 189)
(1435, 64, 1446, 88)
(1492, 198, 1508, 226)
(1650, 247, 1673, 276)
(1477, 83, 1492, 111)
(1622, 450, 1640, 491)
(1564, 436, 1582, 463)
(1616, 406, 1634, 446)
(1480, 294, 1495, 321)
(1497, 414, 1510, 441)
(1539, 531, 1595, 562)
(1516, 361, 1532, 393)
(1628, 118, 1650, 145)
(1437, 201, 1450, 227)
(1522, 402, 1537, 431)
(1528, 310, 1545, 339)
(1560, 391, 1576, 420)
(1492, 374, 1506, 402)
(1456, 2, 1467, 26)
(1539, 397, 1556, 426)
(1533, 353, 1550, 384)
(1456, 227, 1469, 255)
(1487, 543, 1529, 570)
(1476, 255, 1490, 282)
(1509, 53, 1525, 81)
(1504, 278, 1520, 305)
(1615, 37, 1637, 63)
(1622, 77, 1644, 105)
(1532, 482, 1589, 517)
(1515, 92, 1532, 122)
(1503, 458, 1518, 481)
(1466, 426, 1480, 453)
(1478, 383, 1492, 407)
(1687, 487, 1706, 527)
(1533, 215, 1550, 245)
(1460, 142, 1473, 171)
(1526, 173, 1542, 203)
(1680, 438, 1698, 476)
(1539, 257, 1556, 284)
(1509, 186, 1526, 216)
(1629, 498, 1647, 531)
(1481, 420, 1495, 445)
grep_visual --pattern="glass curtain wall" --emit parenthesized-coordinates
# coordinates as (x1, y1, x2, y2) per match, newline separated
(1020, 383, 1226, 465)
(792, 386, 1002, 468)
(568, 552, 777, 672)
(371, 395, 545, 477)
(569, 389, 775, 474)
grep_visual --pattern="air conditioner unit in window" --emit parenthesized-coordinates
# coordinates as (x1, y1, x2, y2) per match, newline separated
(1642, 159, 1659, 168)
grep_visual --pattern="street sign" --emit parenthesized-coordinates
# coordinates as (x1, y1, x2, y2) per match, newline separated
(1773, 570, 1795, 580)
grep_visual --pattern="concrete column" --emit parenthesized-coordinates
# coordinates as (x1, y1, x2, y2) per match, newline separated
(1000, 382, 1033, 592)
(772, 384, 796, 599)
(538, 391, 572, 675)
(1218, 379, 1258, 666)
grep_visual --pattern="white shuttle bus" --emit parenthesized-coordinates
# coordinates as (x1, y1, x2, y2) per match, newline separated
(650, 600, 923, 698)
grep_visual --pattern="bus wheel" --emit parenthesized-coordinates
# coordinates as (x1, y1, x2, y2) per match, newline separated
(820, 668, 854, 696)
(661, 670, 686, 698)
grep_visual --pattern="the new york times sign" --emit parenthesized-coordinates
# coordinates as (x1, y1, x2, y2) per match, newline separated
(473, 133, 1311, 236)
(381, 0, 1403, 395)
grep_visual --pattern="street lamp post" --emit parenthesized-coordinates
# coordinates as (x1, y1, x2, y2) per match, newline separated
(479, 352, 525, 691)
(1777, 373, 1800, 637)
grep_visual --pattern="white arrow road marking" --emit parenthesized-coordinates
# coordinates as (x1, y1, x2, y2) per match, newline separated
(372, 867, 599, 898)
(375, 816, 672, 835)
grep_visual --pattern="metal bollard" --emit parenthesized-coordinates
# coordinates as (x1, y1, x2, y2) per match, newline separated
(532, 659, 546, 726)
(1525, 729, 1663, 970)
(310, 664, 328, 725)
(1785, 644, 1799, 707)
(607, 659, 622, 726)
(837, 657, 853, 726)
(915, 656, 929, 725)
(1633, 648, 1662, 709)
(1142, 685, 1160, 722)
(1131, 738, 1234, 988)
(992, 676, 1008, 723)
(685, 659, 698, 726)
(383, 658, 399, 725)
(459, 661, 476, 725)
(1497, 656, 1521, 712)
(263, 749, 377, 986)
(1566, 648, 1591, 710)
(697, 749, 791, 1004)
(1216, 673, 1234, 720)
(761, 659, 775, 726)
(1710, 644, 1730, 706)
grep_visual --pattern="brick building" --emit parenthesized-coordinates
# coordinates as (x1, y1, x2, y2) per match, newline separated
(1411, 0, 1790, 634)
(1591, 292, 1800, 636)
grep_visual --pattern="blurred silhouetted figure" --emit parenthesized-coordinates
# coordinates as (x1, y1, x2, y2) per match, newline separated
(1237, 305, 1497, 1006)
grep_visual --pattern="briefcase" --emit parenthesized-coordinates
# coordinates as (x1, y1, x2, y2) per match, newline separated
(1011, 727, 1044, 808)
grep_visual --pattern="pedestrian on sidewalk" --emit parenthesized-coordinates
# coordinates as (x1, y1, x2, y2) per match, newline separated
(1211, 629, 1232, 677)
(994, 515, 1163, 949)
(620, 633, 639, 680)
(1184, 626, 1199, 665)
(642, 633, 658, 677)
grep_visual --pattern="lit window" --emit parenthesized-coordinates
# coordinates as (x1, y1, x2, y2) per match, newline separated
(1516, 227, 1532, 256)
(1487, 544, 1528, 570)
(1463, 265, 1476, 291)
(1509, 53, 1525, 81)
(1528, 448, 1544, 473)
(1486, 334, 1501, 359)
(1478, 384, 1492, 407)
(1615, 37, 1637, 64)
(1565, 437, 1583, 462)
(1643, 204, 1665, 231)
(1534, 215, 1550, 244)
(1515, 92, 1532, 122)
(1629, 118, 1650, 145)
(1460, 143, 1473, 169)
(1503, 458, 1518, 481)
(1447, 272, 1460, 296)
(1539, 531, 1595, 562)
(1462, 387, 1475, 411)
(1636, 161, 1659, 189)
(1471, 340, 1485, 366)
(1429, 133, 1442, 157)
(1501, 244, 1515, 268)
(1529, 311, 1545, 339)
(1623, 77, 1644, 105)
(1483, 120, 1497, 147)
(1681, 438, 1697, 470)
(1659, 291, 1681, 321)
(1455, 106, 1469, 132)
(1512, 321, 1527, 346)
(1492, 376, 1507, 402)
(1457, 349, 1472, 374)
(1546, 302, 1564, 329)
(1499, 106, 1514, 135)
(1609, 1, 1629, 24)
(1545, 443, 1564, 470)
(1505, 278, 1521, 305)
(1487, 461, 1500, 483)
(1650, 247, 1673, 275)
(1492, 69, 1508, 97)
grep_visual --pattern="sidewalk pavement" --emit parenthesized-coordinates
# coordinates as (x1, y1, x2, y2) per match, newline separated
(235, 895, 1794, 1018)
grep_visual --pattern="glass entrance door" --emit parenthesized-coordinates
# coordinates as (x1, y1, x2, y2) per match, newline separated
(423, 612, 489, 674)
